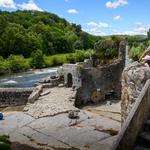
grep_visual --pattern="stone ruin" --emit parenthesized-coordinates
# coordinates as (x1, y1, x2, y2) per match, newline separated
(32, 41, 126, 105)
(55, 41, 126, 105)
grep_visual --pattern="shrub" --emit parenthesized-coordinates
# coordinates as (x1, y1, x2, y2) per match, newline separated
(30, 49, 45, 69)
(129, 44, 147, 61)
(52, 56, 65, 66)
(110, 48, 118, 58)
(44, 59, 53, 67)
(65, 54, 76, 64)
(7, 55, 26, 71)
(75, 50, 85, 62)
(0, 56, 6, 74)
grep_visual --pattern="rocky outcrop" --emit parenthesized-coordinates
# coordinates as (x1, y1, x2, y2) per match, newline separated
(121, 62, 150, 124)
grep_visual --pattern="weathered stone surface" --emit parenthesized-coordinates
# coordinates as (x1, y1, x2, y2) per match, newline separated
(91, 91, 102, 102)
(0, 88, 34, 107)
(68, 110, 78, 118)
(58, 83, 64, 88)
(40, 89, 51, 96)
(28, 85, 43, 103)
(121, 62, 150, 124)
(0, 99, 121, 150)
(24, 87, 79, 118)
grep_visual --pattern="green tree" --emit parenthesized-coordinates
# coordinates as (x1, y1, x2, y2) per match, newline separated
(0, 15, 8, 36)
(73, 40, 83, 50)
(30, 50, 45, 69)
(147, 29, 150, 41)
(127, 36, 139, 48)
(111, 35, 122, 47)
(80, 32, 89, 50)
(7, 55, 27, 71)
(65, 31, 77, 52)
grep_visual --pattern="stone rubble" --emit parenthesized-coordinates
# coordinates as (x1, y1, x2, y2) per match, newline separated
(23, 87, 79, 118)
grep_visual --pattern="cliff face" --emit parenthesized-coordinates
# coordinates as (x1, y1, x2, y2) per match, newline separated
(121, 62, 150, 124)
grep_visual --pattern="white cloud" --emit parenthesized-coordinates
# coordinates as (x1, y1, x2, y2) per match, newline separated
(134, 22, 146, 28)
(87, 22, 99, 27)
(106, 0, 128, 9)
(113, 15, 123, 21)
(91, 27, 101, 33)
(17, 0, 43, 11)
(65, 0, 69, 2)
(113, 25, 149, 36)
(99, 22, 111, 28)
(87, 22, 111, 28)
(67, 9, 78, 13)
(0, 0, 16, 9)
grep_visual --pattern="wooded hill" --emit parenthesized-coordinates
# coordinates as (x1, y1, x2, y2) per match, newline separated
(103, 34, 147, 41)
(0, 10, 103, 58)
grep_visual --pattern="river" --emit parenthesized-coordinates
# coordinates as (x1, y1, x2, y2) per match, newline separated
(0, 67, 58, 88)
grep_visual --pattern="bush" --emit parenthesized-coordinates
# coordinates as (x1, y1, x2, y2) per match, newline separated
(97, 40, 113, 52)
(44, 59, 53, 67)
(75, 50, 85, 62)
(52, 56, 65, 66)
(30, 50, 45, 69)
(0, 56, 6, 74)
(65, 54, 76, 64)
(110, 48, 118, 58)
(7, 55, 28, 71)
(128, 44, 147, 61)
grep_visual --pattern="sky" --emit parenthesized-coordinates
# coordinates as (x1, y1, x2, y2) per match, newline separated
(0, 0, 150, 36)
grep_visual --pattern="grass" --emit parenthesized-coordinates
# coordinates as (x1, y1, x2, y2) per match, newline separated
(0, 135, 11, 150)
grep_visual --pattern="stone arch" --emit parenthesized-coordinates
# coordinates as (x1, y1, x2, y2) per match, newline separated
(67, 73, 72, 87)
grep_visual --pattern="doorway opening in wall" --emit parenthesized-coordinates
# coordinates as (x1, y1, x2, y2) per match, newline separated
(67, 73, 72, 87)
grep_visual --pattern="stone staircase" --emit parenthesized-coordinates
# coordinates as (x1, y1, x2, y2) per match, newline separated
(134, 119, 150, 150)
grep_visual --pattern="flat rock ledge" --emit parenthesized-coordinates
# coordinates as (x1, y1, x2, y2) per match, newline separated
(23, 87, 79, 118)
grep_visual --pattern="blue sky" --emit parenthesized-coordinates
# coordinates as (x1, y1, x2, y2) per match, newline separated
(0, 0, 150, 36)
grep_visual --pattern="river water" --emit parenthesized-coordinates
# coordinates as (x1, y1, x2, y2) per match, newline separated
(0, 67, 58, 88)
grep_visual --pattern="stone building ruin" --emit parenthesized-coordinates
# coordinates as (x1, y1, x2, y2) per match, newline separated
(57, 41, 126, 104)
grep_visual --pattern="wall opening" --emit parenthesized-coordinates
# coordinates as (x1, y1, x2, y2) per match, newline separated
(105, 92, 116, 100)
(67, 73, 72, 87)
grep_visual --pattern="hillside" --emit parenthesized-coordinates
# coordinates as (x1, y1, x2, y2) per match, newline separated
(103, 34, 147, 41)
(0, 10, 103, 58)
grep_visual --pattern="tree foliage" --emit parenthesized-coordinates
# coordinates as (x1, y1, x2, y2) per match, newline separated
(0, 10, 103, 59)
(127, 36, 140, 48)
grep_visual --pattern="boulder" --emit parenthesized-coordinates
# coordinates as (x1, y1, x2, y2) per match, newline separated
(68, 110, 78, 118)
(58, 84, 65, 88)
(121, 62, 150, 124)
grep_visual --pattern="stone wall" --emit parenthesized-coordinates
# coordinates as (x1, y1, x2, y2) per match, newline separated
(0, 88, 34, 107)
(76, 59, 124, 104)
(121, 62, 150, 124)
(111, 79, 150, 150)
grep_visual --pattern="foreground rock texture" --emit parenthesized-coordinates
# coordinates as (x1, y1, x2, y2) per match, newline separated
(0, 109, 120, 150)
(121, 62, 150, 124)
